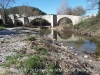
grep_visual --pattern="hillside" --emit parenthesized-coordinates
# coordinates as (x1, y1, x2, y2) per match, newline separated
(0, 5, 46, 16)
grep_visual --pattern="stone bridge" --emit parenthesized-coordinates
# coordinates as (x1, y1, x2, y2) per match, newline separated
(9, 14, 88, 28)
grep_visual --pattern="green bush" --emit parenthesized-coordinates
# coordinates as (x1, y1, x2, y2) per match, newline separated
(24, 55, 46, 75)
(25, 36, 36, 41)
(34, 46, 49, 55)
(0, 26, 5, 30)
(0, 55, 20, 67)
(36, 71, 44, 75)
(47, 62, 63, 75)
(75, 16, 100, 31)
(3, 24, 14, 27)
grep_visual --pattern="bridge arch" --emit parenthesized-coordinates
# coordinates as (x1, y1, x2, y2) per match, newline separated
(28, 15, 54, 27)
(57, 15, 82, 25)
(29, 18, 51, 27)
(58, 17, 73, 26)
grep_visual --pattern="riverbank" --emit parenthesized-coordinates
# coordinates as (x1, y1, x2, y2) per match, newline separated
(70, 28, 100, 38)
(54, 26, 100, 38)
(72, 16, 100, 37)
(0, 27, 100, 75)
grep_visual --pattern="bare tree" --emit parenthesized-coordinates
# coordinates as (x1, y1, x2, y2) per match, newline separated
(57, 0, 68, 15)
(57, 0, 85, 16)
(0, 0, 15, 24)
(72, 6, 85, 16)
(99, 0, 100, 15)
(18, 5, 33, 17)
(65, 7, 72, 15)
(87, 0, 98, 10)
(87, 0, 100, 16)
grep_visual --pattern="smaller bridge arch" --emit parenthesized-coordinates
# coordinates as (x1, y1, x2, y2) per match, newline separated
(57, 15, 83, 25)
(57, 17, 73, 25)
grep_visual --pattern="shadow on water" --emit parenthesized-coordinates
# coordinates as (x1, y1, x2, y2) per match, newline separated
(41, 27, 100, 58)
(0, 30, 19, 35)
(0, 27, 31, 35)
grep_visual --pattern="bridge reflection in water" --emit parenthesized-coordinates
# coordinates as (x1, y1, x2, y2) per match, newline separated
(41, 28, 100, 57)
(43, 28, 84, 42)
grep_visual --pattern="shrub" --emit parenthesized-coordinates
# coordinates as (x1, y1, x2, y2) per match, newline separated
(47, 62, 63, 75)
(23, 55, 46, 75)
(0, 55, 20, 67)
(0, 26, 5, 30)
(36, 71, 44, 75)
(34, 47, 49, 55)
(25, 36, 36, 41)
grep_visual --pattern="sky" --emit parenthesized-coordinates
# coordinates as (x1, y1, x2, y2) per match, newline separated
(12, 0, 98, 15)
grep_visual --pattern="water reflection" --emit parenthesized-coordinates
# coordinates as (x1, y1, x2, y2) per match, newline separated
(41, 28, 100, 57)
(41, 27, 51, 35)
(58, 30, 72, 39)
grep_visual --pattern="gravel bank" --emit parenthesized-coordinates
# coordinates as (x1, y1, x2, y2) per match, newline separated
(0, 27, 100, 75)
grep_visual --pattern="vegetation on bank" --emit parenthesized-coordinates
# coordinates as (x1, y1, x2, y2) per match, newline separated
(0, 26, 5, 30)
(0, 24, 14, 30)
(69, 16, 100, 37)
(75, 16, 100, 32)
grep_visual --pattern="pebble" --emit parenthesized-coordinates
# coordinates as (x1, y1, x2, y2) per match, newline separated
(56, 42, 61, 46)
(75, 59, 78, 62)
(75, 53, 78, 56)
(84, 55, 88, 58)
(70, 47, 73, 49)
(10, 68, 19, 73)
(60, 43, 63, 46)
(89, 60, 93, 62)
(0, 67, 8, 74)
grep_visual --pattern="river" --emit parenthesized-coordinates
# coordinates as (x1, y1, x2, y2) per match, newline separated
(41, 27, 100, 58)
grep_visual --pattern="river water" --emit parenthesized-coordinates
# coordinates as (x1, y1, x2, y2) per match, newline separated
(41, 27, 100, 57)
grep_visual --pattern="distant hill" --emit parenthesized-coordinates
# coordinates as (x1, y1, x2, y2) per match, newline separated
(0, 5, 46, 16)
